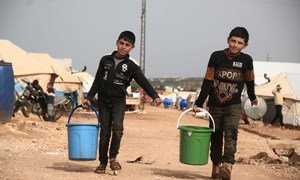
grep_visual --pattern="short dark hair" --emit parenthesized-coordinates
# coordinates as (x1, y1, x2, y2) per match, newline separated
(118, 31, 135, 45)
(228, 27, 249, 44)
(32, 79, 39, 85)
(276, 84, 282, 89)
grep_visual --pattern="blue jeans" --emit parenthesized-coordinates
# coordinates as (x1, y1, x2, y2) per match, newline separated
(209, 104, 242, 164)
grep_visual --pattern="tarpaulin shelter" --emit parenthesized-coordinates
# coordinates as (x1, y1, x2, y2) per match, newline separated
(255, 72, 300, 126)
(72, 71, 94, 95)
(29, 53, 83, 101)
(0, 39, 54, 92)
(254, 61, 300, 85)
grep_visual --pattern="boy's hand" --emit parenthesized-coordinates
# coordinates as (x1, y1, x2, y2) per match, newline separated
(193, 105, 202, 112)
(81, 99, 91, 109)
(251, 98, 258, 106)
(153, 98, 162, 106)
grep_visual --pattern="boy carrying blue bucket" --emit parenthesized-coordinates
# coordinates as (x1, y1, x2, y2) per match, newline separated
(193, 27, 258, 180)
(82, 31, 162, 175)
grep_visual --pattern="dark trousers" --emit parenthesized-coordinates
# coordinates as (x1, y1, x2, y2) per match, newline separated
(271, 105, 283, 127)
(208, 104, 241, 165)
(98, 98, 126, 165)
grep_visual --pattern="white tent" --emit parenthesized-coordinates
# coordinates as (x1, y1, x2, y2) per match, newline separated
(255, 72, 300, 126)
(73, 72, 94, 94)
(254, 61, 300, 85)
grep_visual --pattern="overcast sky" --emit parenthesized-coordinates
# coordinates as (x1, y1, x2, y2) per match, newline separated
(0, 0, 299, 78)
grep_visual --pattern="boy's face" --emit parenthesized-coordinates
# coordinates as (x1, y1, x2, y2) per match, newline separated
(115, 38, 135, 58)
(227, 36, 248, 54)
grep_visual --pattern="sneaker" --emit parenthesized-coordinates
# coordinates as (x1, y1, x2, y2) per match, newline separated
(211, 164, 221, 179)
(219, 162, 233, 180)
(110, 158, 122, 171)
(95, 164, 106, 174)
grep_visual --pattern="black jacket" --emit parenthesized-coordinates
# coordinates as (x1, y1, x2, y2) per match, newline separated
(195, 50, 256, 107)
(87, 51, 159, 102)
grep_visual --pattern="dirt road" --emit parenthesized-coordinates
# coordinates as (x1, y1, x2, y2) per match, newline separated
(0, 105, 299, 180)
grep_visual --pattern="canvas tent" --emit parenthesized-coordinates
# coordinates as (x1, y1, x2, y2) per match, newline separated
(73, 72, 94, 95)
(29, 53, 83, 100)
(53, 58, 73, 72)
(0, 39, 54, 92)
(254, 61, 300, 85)
(255, 72, 300, 126)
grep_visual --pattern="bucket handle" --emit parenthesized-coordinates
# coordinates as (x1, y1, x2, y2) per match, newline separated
(176, 108, 215, 132)
(67, 105, 101, 127)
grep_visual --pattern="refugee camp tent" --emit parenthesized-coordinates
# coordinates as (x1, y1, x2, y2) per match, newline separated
(0, 39, 54, 92)
(53, 58, 73, 72)
(73, 72, 94, 95)
(29, 53, 83, 100)
(254, 61, 300, 85)
(255, 72, 300, 126)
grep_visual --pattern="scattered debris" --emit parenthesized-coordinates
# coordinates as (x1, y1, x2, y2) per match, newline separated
(250, 152, 269, 159)
(273, 148, 294, 158)
(238, 151, 300, 167)
(126, 156, 155, 165)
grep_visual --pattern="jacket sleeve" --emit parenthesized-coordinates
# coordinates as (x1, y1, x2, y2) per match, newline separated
(195, 53, 215, 107)
(195, 79, 213, 107)
(245, 80, 256, 101)
(132, 65, 159, 100)
(87, 60, 102, 101)
(244, 57, 256, 101)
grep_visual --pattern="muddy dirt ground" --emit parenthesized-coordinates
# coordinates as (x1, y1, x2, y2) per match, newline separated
(0, 104, 299, 180)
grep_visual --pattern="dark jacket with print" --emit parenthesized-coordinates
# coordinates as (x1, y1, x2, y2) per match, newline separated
(87, 51, 159, 102)
(195, 50, 256, 107)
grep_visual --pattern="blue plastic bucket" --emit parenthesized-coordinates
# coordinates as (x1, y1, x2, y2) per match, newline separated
(180, 99, 188, 108)
(66, 105, 100, 161)
(163, 98, 173, 108)
(0, 60, 15, 123)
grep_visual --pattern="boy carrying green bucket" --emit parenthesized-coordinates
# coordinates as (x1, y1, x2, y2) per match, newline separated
(194, 27, 258, 180)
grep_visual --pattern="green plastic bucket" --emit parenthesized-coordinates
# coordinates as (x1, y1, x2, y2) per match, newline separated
(66, 105, 100, 161)
(176, 108, 215, 165)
